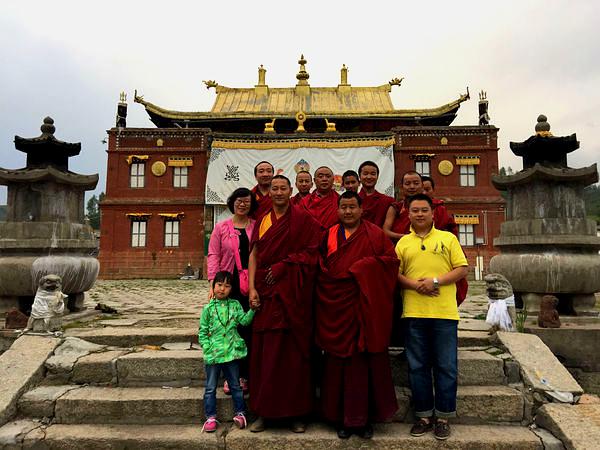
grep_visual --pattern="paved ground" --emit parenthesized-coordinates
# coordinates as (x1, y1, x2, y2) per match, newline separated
(76, 279, 492, 331)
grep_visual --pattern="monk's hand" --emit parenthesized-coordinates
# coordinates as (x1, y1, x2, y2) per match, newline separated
(249, 288, 260, 309)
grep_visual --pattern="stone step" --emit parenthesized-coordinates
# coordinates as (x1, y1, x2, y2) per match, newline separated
(6, 422, 543, 449)
(65, 327, 492, 348)
(391, 349, 506, 386)
(68, 349, 505, 387)
(65, 327, 197, 347)
(20, 385, 524, 425)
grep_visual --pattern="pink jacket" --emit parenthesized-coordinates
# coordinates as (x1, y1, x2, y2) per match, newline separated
(207, 218, 256, 280)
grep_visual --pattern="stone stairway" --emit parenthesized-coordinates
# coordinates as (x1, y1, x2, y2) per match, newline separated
(3, 326, 546, 449)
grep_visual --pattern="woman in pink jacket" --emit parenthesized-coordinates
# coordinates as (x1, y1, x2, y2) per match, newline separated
(207, 187, 257, 392)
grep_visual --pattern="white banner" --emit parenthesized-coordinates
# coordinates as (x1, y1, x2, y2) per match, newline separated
(206, 144, 395, 205)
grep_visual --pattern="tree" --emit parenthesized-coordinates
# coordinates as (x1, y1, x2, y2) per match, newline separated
(86, 192, 105, 230)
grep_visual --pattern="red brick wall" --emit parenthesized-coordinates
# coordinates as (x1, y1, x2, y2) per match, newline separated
(99, 128, 209, 279)
(393, 126, 505, 272)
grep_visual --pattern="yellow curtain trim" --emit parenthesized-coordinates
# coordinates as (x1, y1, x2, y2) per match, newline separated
(158, 213, 185, 219)
(126, 213, 152, 218)
(126, 155, 149, 165)
(455, 215, 480, 225)
(211, 137, 395, 150)
(455, 156, 480, 165)
(168, 157, 193, 167)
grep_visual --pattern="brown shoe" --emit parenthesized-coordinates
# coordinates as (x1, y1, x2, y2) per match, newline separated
(434, 419, 451, 440)
(290, 420, 306, 433)
(249, 416, 266, 433)
(410, 418, 433, 437)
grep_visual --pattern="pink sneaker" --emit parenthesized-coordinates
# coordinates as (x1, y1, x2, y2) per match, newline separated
(239, 378, 248, 393)
(223, 380, 231, 395)
(233, 413, 247, 429)
(202, 417, 218, 433)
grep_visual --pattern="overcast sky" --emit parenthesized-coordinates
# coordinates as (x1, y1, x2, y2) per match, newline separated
(1, 0, 599, 204)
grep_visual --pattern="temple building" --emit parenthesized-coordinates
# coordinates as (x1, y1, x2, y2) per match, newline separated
(98, 57, 504, 279)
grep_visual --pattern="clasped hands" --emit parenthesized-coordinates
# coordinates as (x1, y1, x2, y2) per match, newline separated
(414, 277, 439, 296)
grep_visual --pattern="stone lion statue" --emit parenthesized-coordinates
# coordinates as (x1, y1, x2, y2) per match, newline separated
(25, 274, 67, 333)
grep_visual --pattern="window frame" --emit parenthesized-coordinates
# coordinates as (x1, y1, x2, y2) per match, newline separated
(131, 220, 147, 247)
(173, 166, 188, 188)
(459, 164, 476, 187)
(458, 224, 475, 247)
(164, 220, 180, 247)
(415, 160, 431, 177)
(130, 162, 145, 188)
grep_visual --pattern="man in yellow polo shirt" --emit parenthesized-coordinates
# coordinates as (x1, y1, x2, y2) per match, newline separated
(395, 193, 468, 441)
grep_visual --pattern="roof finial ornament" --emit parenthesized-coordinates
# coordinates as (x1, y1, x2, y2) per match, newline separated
(479, 90, 487, 101)
(119, 91, 127, 103)
(203, 80, 219, 90)
(257, 65, 267, 86)
(340, 64, 349, 86)
(388, 77, 404, 87)
(296, 54, 310, 86)
(535, 115, 553, 137)
(40, 117, 55, 136)
(478, 90, 490, 126)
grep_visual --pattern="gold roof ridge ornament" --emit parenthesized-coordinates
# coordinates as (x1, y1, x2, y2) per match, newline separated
(295, 111, 307, 133)
(255, 65, 268, 97)
(203, 80, 219, 90)
(119, 91, 127, 104)
(338, 64, 351, 94)
(295, 54, 310, 96)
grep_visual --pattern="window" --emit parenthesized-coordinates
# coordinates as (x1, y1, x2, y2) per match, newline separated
(130, 163, 145, 188)
(460, 165, 476, 186)
(458, 224, 475, 247)
(173, 166, 188, 188)
(164, 220, 180, 247)
(131, 220, 147, 247)
(415, 160, 430, 177)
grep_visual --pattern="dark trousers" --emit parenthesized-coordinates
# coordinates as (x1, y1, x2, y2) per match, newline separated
(404, 318, 458, 418)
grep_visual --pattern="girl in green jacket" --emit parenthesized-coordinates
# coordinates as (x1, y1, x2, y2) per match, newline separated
(199, 271, 255, 432)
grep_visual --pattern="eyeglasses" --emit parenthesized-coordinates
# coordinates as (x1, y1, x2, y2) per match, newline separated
(234, 199, 251, 205)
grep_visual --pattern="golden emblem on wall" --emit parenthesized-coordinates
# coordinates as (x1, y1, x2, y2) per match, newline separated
(438, 160, 454, 176)
(295, 111, 306, 133)
(151, 161, 167, 177)
(156, 138, 164, 147)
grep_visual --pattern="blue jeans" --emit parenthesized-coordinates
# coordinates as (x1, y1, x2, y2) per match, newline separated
(204, 360, 246, 418)
(404, 318, 458, 418)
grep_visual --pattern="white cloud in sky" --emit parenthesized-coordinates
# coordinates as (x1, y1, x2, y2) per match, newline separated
(1, 0, 599, 203)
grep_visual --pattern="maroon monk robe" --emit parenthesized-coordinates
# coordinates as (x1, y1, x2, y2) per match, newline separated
(301, 190, 340, 229)
(249, 185, 272, 220)
(249, 205, 321, 419)
(359, 190, 394, 228)
(290, 192, 309, 207)
(316, 221, 399, 427)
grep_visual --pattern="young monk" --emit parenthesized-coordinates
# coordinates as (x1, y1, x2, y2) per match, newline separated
(357, 161, 394, 228)
(342, 170, 360, 193)
(250, 161, 274, 220)
(301, 166, 340, 229)
(291, 170, 313, 206)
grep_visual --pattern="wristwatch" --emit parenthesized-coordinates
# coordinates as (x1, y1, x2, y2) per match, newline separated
(433, 277, 440, 289)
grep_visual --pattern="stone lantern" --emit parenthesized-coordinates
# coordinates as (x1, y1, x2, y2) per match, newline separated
(490, 115, 600, 315)
(0, 117, 99, 315)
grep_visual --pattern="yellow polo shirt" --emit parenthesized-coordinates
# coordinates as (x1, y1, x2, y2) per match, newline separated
(395, 226, 468, 321)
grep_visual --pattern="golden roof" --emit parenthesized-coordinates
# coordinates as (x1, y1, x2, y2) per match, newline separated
(134, 56, 470, 121)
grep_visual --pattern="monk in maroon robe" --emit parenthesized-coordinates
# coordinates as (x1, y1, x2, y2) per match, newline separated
(316, 191, 399, 439)
(249, 161, 274, 220)
(301, 166, 340, 229)
(291, 170, 313, 206)
(357, 161, 394, 228)
(248, 175, 321, 433)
